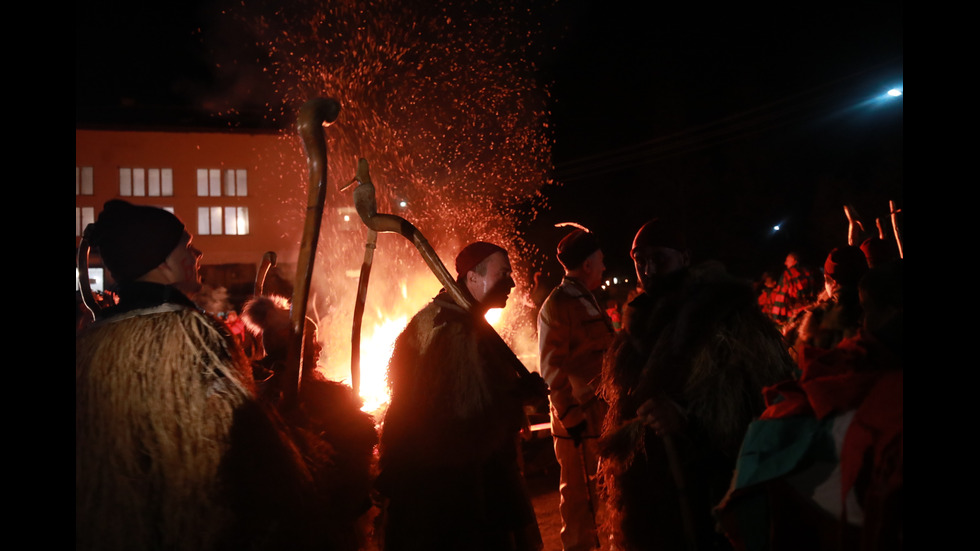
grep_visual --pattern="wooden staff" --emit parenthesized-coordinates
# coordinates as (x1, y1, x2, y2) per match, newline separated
(607, 413, 699, 551)
(347, 158, 544, 391)
(76, 230, 101, 323)
(350, 225, 377, 396)
(843, 204, 864, 247)
(255, 251, 277, 296)
(626, 341, 702, 550)
(284, 97, 341, 407)
(245, 251, 278, 361)
(890, 200, 903, 259)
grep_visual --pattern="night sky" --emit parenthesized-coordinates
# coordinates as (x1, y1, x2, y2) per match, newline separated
(76, 1, 903, 282)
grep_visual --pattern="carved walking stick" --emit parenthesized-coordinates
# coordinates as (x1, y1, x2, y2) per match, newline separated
(347, 158, 545, 393)
(285, 97, 341, 407)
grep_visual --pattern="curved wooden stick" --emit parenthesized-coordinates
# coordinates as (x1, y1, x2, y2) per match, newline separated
(349, 158, 540, 387)
(76, 231, 100, 322)
(285, 97, 341, 406)
(890, 200, 903, 259)
(255, 251, 277, 296)
(350, 228, 377, 395)
(843, 204, 865, 247)
(351, 159, 475, 310)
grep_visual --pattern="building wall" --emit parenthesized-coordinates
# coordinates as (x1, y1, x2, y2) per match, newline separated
(76, 128, 311, 277)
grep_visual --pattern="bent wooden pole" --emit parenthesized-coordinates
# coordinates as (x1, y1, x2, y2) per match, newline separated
(889, 200, 903, 259)
(76, 231, 100, 323)
(285, 97, 341, 407)
(351, 158, 474, 310)
(255, 251, 277, 296)
(348, 158, 541, 387)
(350, 227, 377, 396)
(844, 204, 864, 247)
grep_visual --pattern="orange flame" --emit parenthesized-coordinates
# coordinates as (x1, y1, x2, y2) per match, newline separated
(317, 268, 519, 417)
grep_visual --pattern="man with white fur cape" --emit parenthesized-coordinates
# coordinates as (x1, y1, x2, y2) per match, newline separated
(76, 200, 336, 550)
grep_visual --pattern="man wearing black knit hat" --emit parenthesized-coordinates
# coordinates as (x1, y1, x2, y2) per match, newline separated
(538, 228, 615, 551)
(85, 199, 203, 317)
(376, 241, 544, 551)
(76, 200, 328, 551)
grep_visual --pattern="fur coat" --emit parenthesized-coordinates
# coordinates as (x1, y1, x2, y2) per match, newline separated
(76, 283, 330, 551)
(376, 291, 542, 551)
(600, 263, 795, 551)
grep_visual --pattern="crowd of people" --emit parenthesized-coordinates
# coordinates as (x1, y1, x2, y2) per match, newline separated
(77, 199, 902, 551)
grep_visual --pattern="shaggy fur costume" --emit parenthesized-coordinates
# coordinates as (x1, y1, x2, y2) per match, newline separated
(285, 378, 380, 551)
(76, 286, 333, 551)
(376, 291, 542, 551)
(241, 294, 380, 551)
(600, 263, 795, 551)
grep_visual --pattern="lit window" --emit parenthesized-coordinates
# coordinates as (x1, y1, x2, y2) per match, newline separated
(224, 206, 250, 235)
(120, 167, 173, 197)
(76, 206, 95, 237)
(198, 168, 247, 197)
(77, 266, 104, 294)
(236, 170, 247, 196)
(209, 170, 221, 196)
(147, 168, 174, 196)
(161, 169, 173, 196)
(198, 206, 249, 236)
(76, 167, 94, 195)
(132, 169, 146, 196)
(119, 168, 132, 196)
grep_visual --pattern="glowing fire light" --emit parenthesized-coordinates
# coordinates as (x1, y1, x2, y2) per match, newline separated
(224, 0, 555, 414)
(336, 314, 408, 414)
(320, 270, 515, 415)
(483, 308, 504, 327)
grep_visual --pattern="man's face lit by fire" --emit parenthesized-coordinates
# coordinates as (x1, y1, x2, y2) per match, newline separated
(466, 251, 515, 309)
(632, 245, 689, 292)
(163, 231, 203, 296)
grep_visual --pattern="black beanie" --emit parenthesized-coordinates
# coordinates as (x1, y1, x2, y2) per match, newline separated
(85, 200, 186, 283)
(824, 246, 869, 288)
(631, 218, 687, 255)
(557, 229, 601, 270)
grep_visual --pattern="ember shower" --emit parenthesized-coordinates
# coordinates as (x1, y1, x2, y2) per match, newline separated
(217, 0, 557, 402)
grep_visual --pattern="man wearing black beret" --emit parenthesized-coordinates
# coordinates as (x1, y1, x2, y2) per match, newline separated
(538, 228, 615, 551)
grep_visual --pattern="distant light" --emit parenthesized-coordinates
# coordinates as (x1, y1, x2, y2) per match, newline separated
(343, 214, 351, 222)
(612, 277, 618, 284)
(398, 200, 408, 208)
(887, 88, 902, 97)
(769, 220, 786, 236)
